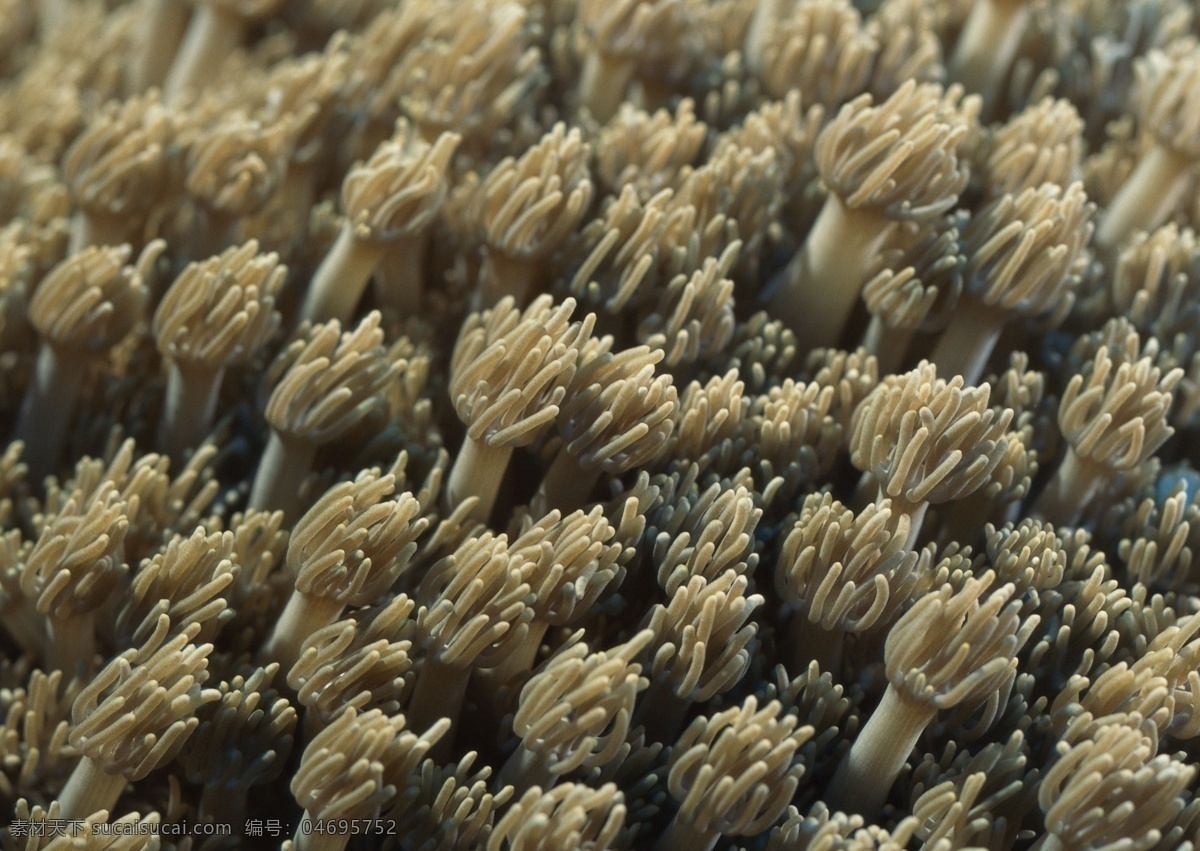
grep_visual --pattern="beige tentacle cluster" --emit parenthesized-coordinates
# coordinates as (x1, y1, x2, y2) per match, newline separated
(341, 121, 460, 246)
(717, 92, 825, 211)
(416, 533, 532, 669)
(397, 0, 544, 143)
(447, 296, 594, 520)
(508, 507, 628, 629)
(726, 313, 801, 393)
(450, 296, 593, 451)
(669, 369, 750, 462)
(181, 664, 297, 823)
(406, 532, 533, 737)
(748, 377, 844, 482)
(116, 526, 239, 647)
(575, 0, 691, 122)
(387, 751, 512, 850)
(826, 573, 1035, 816)
(504, 631, 651, 788)
(959, 182, 1093, 318)
(596, 99, 707, 198)
(184, 111, 296, 220)
(1038, 719, 1194, 851)
(563, 185, 684, 314)
(866, 0, 944, 99)
(981, 97, 1084, 197)
(816, 80, 977, 221)
(20, 481, 130, 672)
(885, 575, 1032, 712)
(849, 362, 1013, 537)
(649, 474, 761, 594)
(1111, 223, 1200, 350)
(261, 468, 426, 671)
(1118, 483, 1200, 591)
(288, 595, 416, 726)
(154, 239, 284, 457)
(287, 471, 425, 605)
(908, 731, 1035, 850)
(770, 80, 977, 347)
(251, 311, 398, 515)
(547, 345, 677, 502)
(291, 706, 448, 834)
(660, 696, 812, 848)
(1096, 44, 1200, 248)
(27, 242, 158, 353)
(984, 518, 1068, 597)
(637, 245, 738, 368)
(489, 782, 626, 851)
(759, 0, 878, 109)
(1134, 44, 1200, 161)
(61, 92, 175, 249)
(60, 618, 221, 819)
(1034, 328, 1181, 526)
(155, 240, 284, 370)
(472, 123, 593, 287)
(642, 569, 762, 707)
(777, 494, 919, 636)
(861, 216, 964, 355)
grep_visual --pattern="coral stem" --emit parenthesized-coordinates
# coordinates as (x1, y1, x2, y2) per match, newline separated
(373, 231, 429, 314)
(164, 3, 243, 104)
(634, 676, 691, 744)
(69, 211, 127, 254)
(58, 755, 126, 821)
(538, 448, 603, 514)
(247, 432, 316, 522)
(15, 344, 89, 482)
(579, 50, 636, 124)
(127, 0, 192, 92)
(652, 811, 718, 851)
(497, 742, 555, 796)
(949, 0, 1030, 113)
(861, 317, 914, 376)
(478, 249, 538, 310)
(158, 360, 223, 464)
(928, 297, 1005, 386)
(445, 435, 515, 525)
(788, 615, 846, 680)
(301, 223, 386, 325)
(1031, 445, 1108, 527)
(46, 611, 95, 675)
(259, 591, 347, 675)
(826, 683, 935, 816)
(405, 655, 469, 761)
(768, 195, 893, 349)
(1095, 144, 1192, 252)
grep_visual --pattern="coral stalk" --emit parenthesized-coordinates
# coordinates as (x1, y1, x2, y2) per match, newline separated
(926, 298, 1005, 388)
(948, 0, 1030, 112)
(15, 344, 89, 481)
(159, 361, 223, 462)
(770, 196, 894, 349)
(164, 3, 243, 104)
(825, 684, 933, 816)
(445, 437, 515, 526)
(302, 223, 385, 324)
(246, 433, 316, 521)
(1095, 144, 1192, 251)
(57, 755, 126, 822)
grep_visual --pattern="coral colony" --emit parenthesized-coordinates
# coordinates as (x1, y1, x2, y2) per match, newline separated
(12, 0, 1200, 849)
